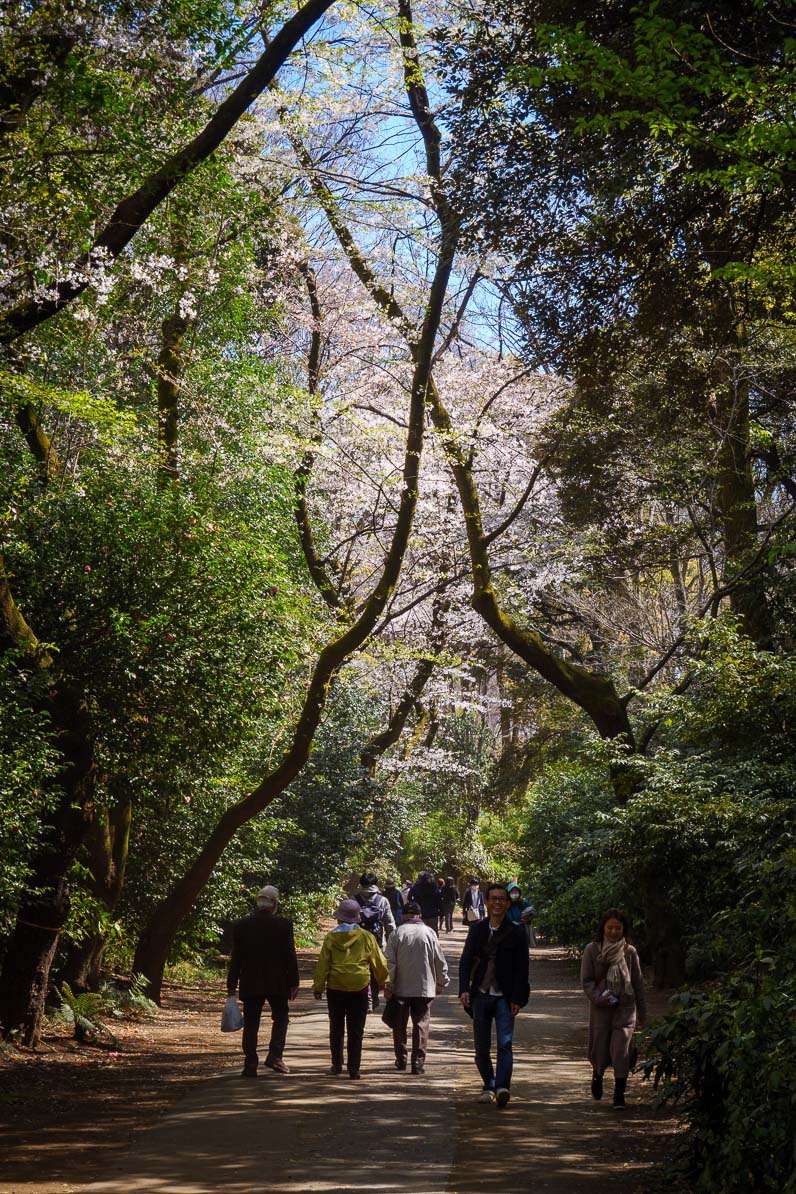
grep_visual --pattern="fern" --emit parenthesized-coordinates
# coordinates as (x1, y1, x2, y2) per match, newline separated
(55, 981, 107, 1042)
(100, 973, 158, 1019)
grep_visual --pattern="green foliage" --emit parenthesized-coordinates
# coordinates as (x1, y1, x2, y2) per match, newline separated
(100, 973, 159, 1020)
(54, 972, 156, 1040)
(386, 705, 499, 879)
(644, 849, 796, 1192)
(515, 758, 621, 943)
(278, 888, 338, 948)
(515, 620, 796, 955)
(61, 868, 123, 949)
(510, 622, 796, 1187)
(0, 657, 59, 923)
(1, 395, 325, 957)
(53, 980, 111, 1043)
(1, 0, 251, 315)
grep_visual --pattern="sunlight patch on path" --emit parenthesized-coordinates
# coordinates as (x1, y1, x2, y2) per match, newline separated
(84, 940, 466, 1194)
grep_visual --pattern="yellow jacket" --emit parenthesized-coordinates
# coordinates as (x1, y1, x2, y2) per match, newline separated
(313, 926, 389, 994)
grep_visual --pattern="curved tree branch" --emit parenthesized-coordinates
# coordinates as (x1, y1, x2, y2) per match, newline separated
(131, 130, 460, 999)
(297, 2, 635, 763)
(0, 0, 338, 344)
(293, 262, 348, 612)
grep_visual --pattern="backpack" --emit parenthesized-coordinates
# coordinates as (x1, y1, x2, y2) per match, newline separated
(356, 896, 384, 943)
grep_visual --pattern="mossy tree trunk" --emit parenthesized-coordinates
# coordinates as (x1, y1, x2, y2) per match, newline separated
(57, 799, 132, 993)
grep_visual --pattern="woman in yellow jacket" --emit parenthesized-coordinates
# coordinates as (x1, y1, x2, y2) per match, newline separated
(314, 898, 389, 1078)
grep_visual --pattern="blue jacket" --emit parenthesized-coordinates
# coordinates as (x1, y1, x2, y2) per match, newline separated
(458, 918, 530, 1007)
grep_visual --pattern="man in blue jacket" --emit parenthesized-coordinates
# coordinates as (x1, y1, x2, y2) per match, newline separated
(458, 883, 530, 1107)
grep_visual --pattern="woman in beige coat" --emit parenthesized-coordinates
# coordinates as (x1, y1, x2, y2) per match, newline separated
(580, 908, 646, 1107)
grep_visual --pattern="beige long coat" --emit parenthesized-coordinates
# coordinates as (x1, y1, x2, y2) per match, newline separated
(580, 941, 647, 1079)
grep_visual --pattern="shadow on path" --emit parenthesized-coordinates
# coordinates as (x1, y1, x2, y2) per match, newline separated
(79, 931, 681, 1193)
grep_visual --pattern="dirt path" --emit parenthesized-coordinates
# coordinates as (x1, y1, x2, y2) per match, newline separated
(11, 928, 676, 1194)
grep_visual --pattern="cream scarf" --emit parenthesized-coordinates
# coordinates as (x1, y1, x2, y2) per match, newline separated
(600, 938, 633, 996)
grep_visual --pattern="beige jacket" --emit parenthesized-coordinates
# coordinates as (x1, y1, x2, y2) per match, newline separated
(385, 920, 449, 998)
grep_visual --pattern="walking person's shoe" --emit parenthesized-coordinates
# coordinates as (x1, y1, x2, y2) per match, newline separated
(395, 1058, 407, 1071)
(264, 1056, 290, 1074)
(612, 1077, 627, 1108)
(411, 1063, 425, 1074)
(495, 1087, 510, 1108)
(591, 1071, 603, 1100)
(349, 1071, 361, 1079)
(241, 1067, 258, 1078)
(326, 1065, 343, 1076)
(478, 1088, 496, 1104)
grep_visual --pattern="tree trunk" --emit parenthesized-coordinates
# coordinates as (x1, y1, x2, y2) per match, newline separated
(360, 593, 448, 774)
(57, 799, 131, 993)
(712, 353, 772, 648)
(0, 683, 95, 1045)
(131, 201, 457, 1001)
(644, 888, 687, 989)
(58, 934, 107, 995)
(157, 308, 189, 487)
(291, 33, 638, 777)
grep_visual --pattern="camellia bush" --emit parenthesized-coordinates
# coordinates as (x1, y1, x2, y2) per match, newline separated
(643, 846, 796, 1192)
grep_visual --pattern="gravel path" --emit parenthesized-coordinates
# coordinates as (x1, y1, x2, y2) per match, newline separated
(80, 928, 681, 1194)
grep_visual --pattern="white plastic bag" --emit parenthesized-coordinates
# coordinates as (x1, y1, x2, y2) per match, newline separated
(221, 994, 243, 1032)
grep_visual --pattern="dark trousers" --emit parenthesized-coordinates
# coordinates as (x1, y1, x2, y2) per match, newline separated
(241, 994, 289, 1070)
(392, 996, 433, 1068)
(366, 935, 385, 1007)
(421, 916, 440, 936)
(442, 906, 455, 932)
(326, 987, 368, 1075)
(472, 992, 515, 1091)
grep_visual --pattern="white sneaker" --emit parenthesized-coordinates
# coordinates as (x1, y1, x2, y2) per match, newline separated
(495, 1087, 510, 1108)
(478, 1088, 495, 1104)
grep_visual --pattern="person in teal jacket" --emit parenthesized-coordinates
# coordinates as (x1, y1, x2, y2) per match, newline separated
(313, 898, 389, 1079)
(505, 882, 531, 924)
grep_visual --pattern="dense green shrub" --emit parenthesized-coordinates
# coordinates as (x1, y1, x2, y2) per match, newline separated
(0, 658, 58, 925)
(644, 847, 796, 1192)
(514, 759, 624, 943)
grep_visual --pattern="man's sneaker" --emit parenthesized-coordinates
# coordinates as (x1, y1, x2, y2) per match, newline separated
(264, 1056, 290, 1074)
(241, 1067, 258, 1078)
(326, 1065, 343, 1076)
(478, 1088, 495, 1104)
(495, 1087, 510, 1108)
(395, 1059, 407, 1071)
(349, 1071, 361, 1079)
(411, 1064, 425, 1074)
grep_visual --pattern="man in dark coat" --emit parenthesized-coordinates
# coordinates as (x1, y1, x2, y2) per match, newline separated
(227, 885, 300, 1077)
(458, 882, 530, 1108)
(441, 877, 460, 933)
(409, 871, 443, 935)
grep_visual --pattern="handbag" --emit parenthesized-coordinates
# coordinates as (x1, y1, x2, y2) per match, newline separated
(221, 994, 244, 1032)
(381, 996, 404, 1029)
(467, 907, 480, 923)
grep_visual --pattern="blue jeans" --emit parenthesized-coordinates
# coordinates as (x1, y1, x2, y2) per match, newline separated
(472, 992, 515, 1090)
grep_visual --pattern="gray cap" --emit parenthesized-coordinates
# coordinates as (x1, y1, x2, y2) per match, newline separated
(256, 885, 279, 909)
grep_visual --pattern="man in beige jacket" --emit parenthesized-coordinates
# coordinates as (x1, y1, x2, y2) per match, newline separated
(384, 900, 449, 1074)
